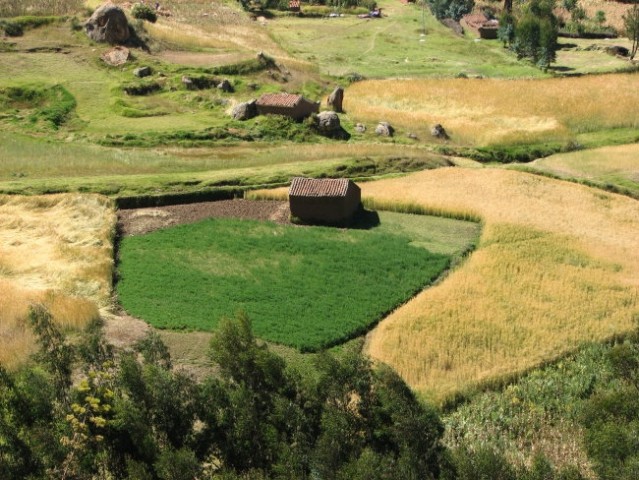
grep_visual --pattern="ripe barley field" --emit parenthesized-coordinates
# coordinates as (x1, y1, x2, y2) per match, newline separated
(0, 194, 116, 367)
(354, 168, 639, 402)
(346, 74, 639, 146)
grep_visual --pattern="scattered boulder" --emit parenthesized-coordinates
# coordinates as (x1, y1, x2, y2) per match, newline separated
(605, 45, 629, 57)
(431, 123, 449, 140)
(101, 46, 130, 66)
(133, 66, 152, 78)
(327, 86, 344, 113)
(355, 123, 366, 134)
(182, 76, 194, 89)
(375, 122, 394, 137)
(217, 79, 234, 93)
(406, 132, 418, 140)
(231, 100, 257, 121)
(181, 75, 218, 90)
(315, 111, 341, 133)
(85, 4, 130, 44)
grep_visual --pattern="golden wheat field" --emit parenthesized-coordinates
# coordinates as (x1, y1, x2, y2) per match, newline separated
(0, 194, 116, 367)
(352, 168, 639, 402)
(346, 75, 639, 146)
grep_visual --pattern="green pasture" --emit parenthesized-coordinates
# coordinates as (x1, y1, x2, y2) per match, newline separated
(521, 143, 639, 198)
(0, 133, 451, 195)
(267, 0, 544, 79)
(553, 38, 637, 76)
(118, 212, 477, 350)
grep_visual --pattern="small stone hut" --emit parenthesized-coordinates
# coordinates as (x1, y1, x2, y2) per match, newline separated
(256, 93, 319, 120)
(289, 177, 361, 225)
(289, 0, 301, 12)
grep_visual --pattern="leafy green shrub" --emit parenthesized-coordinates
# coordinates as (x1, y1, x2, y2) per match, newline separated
(0, 84, 76, 128)
(131, 3, 157, 22)
(0, 20, 23, 36)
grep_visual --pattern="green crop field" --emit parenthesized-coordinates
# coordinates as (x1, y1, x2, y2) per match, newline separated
(117, 213, 475, 350)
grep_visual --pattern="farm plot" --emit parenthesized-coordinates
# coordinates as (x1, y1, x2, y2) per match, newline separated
(358, 168, 639, 402)
(346, 75, 639, 147)
(117, 216, 460, 351)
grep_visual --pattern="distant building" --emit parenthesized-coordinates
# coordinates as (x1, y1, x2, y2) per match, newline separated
(289, 0, 301, 12)
(256, 93, 319, 120)
(289, 177, 361, 225)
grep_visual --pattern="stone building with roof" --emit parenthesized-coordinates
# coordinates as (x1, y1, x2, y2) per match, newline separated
(256, 93, 319, 120)
(289, 177, 361, 225)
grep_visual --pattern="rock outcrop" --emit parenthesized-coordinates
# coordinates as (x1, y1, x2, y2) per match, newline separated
(327, 86, 344, 113)
(232, 100, 258, 121)
(431, 123, 449, 140)
(375, 122, 394, 137)
(85, 5, 130, 44)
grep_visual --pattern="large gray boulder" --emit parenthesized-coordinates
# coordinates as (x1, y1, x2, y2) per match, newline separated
(315, 111, 341, 133)
(431, 123, 449, 140)
(354, 123, 366, 134)
(133, 66, 152, 78)
(217, 79, 234, 93)
(85, 4, 130, 44)
(327, 86, 344, 113)
(232, 100, 257, 121)
(375, 122, 394, 137)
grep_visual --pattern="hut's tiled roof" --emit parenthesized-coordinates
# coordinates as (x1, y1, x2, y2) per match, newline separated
(289, 177, 352, 197)
(256, 93, 302, 108)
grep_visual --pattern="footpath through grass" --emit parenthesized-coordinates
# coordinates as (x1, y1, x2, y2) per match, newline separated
(117, 215, 458, 351)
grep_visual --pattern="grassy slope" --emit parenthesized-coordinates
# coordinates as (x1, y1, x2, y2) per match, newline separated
(356, 168, 639, 403)
(267, 0, 544, 79)
(0, 133, 452, 196)
(524, 143, 639, 197)
(117, 216, 461, 350)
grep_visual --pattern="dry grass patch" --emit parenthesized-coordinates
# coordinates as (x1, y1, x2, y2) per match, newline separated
(346, 75, 639, 146)
(0, 194, 116, 368)
(359, 168, 639, 402)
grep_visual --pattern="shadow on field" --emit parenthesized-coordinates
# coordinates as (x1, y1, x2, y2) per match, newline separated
(350, 208, 381, 230)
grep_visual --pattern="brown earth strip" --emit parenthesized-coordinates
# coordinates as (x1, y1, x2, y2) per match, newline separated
(117, 199, 290, 236)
